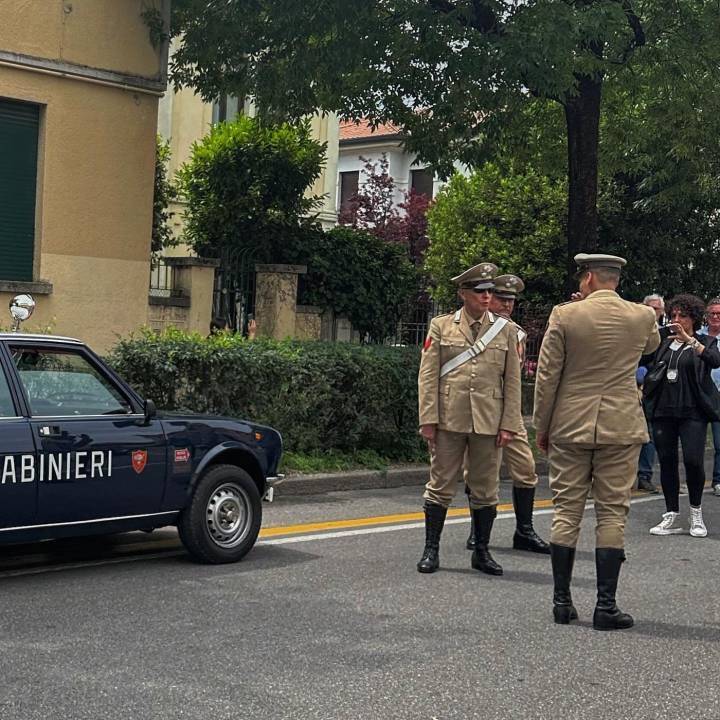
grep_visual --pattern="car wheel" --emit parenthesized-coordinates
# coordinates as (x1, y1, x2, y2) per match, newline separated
(178, 464, 262, 564)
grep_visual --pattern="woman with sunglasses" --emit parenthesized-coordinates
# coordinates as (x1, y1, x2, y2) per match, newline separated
(643, 294, 720, 537)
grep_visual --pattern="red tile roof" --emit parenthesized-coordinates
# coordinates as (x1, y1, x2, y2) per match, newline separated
(339, 119, 403, 141)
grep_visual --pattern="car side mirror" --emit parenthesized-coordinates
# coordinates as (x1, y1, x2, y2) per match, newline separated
(143, 399, 157, 424)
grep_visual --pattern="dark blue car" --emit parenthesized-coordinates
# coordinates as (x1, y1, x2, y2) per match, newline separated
(0, 330, 283, 564)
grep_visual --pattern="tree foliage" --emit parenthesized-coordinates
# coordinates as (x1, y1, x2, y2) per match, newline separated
(170, 0, 720, 288)
(297, 226, 417, 343)
(152, 136, 177, 253)
(176, 116, 326, 264)
(599, 178, 720, 302)
(425, 165, 567, 305)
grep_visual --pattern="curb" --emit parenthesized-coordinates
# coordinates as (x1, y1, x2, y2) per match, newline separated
(276, 458, 549, 497)
(276, 464, 429, 497)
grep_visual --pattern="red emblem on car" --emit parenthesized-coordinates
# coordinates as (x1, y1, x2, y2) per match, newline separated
(131, 450, 147, 474)
(174, 448, 191, 463)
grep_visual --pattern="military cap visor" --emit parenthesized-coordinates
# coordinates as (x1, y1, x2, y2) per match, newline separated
(451, 262, 498, 289)
(574, 253, 627, 276)
(493, 274, 524, 299)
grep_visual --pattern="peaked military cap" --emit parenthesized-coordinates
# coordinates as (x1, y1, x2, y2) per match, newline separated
(574, 253, 627, 273)
(451, 262, 498, 290)
(494, 274, 525, 299)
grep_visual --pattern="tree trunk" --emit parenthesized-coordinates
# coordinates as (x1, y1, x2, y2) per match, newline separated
(564, 75, 602, 294)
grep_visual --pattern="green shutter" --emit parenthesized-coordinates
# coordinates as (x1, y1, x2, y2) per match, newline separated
(0, 99, 39, 282)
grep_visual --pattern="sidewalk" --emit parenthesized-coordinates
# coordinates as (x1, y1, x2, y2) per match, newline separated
(276, 457, 549, 497)
(275, 450, 715, 498)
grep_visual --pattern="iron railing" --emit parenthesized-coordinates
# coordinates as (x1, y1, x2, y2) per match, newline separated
(149, 258, 183, 298)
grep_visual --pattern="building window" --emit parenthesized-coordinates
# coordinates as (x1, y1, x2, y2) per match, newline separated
(0, 98, 39, 282)
(411, 168, 434, 199)
(212, 95, 242, 124)
(339, 171, 359, 210)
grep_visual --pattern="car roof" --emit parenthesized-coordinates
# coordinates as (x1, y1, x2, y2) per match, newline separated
(0, 332, 84, 344)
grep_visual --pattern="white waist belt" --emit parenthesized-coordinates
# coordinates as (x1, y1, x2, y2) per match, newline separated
(439, 318, 508, 378)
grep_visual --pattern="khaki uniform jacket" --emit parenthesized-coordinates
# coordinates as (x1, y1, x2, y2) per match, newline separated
(418, 308, 523, 435)
(533, 290, 660, 445)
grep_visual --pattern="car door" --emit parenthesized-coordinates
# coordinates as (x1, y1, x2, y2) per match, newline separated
(0, 345, 37, 528)
(9, 342, 167, 525)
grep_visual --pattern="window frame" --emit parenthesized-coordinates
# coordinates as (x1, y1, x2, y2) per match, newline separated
(410, 168, 435, 199)
(2, 340, 144, 420)
(339, 170, 360, 211)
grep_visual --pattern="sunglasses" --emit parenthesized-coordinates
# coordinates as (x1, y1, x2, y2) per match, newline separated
(472, 288, 494, 295)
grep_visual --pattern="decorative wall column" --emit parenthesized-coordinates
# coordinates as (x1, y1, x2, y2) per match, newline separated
(254, 264, 307, 339)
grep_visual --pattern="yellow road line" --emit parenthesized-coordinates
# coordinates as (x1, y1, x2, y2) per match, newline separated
(259, 498, 557, 538)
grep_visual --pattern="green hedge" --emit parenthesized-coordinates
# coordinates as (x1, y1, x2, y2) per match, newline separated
(108, 329, 424, 459)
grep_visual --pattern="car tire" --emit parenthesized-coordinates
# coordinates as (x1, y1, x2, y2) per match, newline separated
(178, 464, 262, 564)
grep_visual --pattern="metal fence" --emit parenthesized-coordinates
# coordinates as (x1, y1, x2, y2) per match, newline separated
(149, 258, 182, 298)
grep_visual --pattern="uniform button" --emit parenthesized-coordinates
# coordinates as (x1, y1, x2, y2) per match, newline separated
(471, 373, 475, 378)
(472, 360, 476, 364)
(470, 387, 475, 391)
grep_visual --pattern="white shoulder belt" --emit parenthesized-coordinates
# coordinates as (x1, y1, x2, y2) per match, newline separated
(439, 317, 509, 378)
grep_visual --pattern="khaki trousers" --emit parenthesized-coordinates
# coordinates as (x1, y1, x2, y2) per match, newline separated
(424, 429, 500, 509)
(502, 426, 538, 488)
(462, 426, 537, 489)
(548, 442, 641, 549)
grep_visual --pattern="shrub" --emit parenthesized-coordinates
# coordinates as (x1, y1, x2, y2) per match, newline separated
(108, 329, 424, 459)
(295, 226, 418, 343)
(177, 116, 326, 264)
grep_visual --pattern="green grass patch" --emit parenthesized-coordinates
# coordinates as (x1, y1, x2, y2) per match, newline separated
(281, 447, 427, 474)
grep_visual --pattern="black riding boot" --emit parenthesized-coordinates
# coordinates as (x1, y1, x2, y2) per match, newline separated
(593, 548, 634, 631)
(470, 506, 503, 576)
(512, 486, 550, 554)
(550, 543, 578, 624)
(417, 502, 448, 573)
(466, 492, 476, 550)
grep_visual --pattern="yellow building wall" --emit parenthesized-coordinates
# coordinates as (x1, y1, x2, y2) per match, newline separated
(4, 0, 164, 80)
(0, 1, 166, 351)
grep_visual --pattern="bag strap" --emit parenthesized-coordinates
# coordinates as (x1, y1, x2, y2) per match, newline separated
(439, 317, 509, 378)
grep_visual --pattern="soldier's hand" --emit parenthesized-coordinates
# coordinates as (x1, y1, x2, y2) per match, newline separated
(496, 430, 515, 448)
(536, 431, 549, 454)
(419, 424, 437, 453)
(570, 292, 583, 302)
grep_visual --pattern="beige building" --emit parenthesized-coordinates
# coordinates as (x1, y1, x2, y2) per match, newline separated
(0, 0, 169, 350)
(154, 62, 340, 337)
(158, 80, 340, 238)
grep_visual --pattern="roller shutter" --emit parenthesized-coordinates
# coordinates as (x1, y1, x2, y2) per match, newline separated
(0, 99, 39, 281)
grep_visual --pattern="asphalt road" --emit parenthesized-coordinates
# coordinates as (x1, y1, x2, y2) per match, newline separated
(1, 478, 719, 720)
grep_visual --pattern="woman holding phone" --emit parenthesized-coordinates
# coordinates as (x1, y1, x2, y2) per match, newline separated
(643, 294, 720, 537)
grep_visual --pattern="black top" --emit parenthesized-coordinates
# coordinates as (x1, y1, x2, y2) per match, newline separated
(644, 334, 720, 421)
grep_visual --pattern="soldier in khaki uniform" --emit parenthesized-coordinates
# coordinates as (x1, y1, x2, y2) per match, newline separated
(533, 254, 660, 630)
(417, 263, 524, 576)
(464, 274, 550, 555)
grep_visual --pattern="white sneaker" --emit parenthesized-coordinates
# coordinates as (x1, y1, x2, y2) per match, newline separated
(689, 506, 708, 538)
(713, 484, 720, 497)
(650, 511, 684, 535)
(679, 483, 689, 496)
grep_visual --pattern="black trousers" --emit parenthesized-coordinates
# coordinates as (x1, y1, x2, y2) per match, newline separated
(653, 417, 707, 512)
